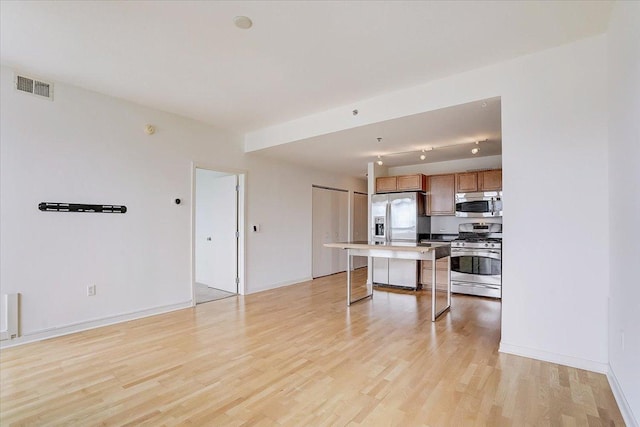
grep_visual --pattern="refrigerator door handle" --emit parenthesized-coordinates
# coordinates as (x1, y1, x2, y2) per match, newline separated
(386, 202, 391, 241)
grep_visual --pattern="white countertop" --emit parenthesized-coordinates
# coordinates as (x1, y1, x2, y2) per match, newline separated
(324, 241, 450, 253)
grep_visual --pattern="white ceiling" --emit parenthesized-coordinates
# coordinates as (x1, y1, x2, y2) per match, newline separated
(1, 1, 612, 176)
(252, 97, 502, 178)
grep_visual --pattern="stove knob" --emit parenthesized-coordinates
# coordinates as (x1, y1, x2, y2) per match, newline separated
(484, 243, 489, 247)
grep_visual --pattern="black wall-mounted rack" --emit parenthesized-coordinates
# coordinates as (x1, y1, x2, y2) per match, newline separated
(38, 202, 127, 213)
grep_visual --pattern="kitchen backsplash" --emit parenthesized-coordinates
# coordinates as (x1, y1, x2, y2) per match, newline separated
(430, 215, 502, 234)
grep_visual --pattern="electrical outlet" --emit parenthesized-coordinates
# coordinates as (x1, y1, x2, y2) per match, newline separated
(87, 285, 96, 296)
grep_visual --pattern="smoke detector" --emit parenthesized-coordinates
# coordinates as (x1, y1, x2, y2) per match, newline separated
(14, 74, 53, 100)
(233, 16, 253, 29)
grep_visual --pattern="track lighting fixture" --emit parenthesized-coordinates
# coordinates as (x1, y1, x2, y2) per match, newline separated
(372, 139, 488, 164)
(471, 141, 480, 155)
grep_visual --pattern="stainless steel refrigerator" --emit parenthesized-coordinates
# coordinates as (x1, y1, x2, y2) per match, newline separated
(371, 192, 430, 288)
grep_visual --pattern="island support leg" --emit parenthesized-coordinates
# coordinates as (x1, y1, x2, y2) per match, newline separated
(431, 251, 436, 321)
(447, 255, 451, 308)
(431, 253, 451, 321)
(347, 250, 351, 305)
(346, 249, 373, 306)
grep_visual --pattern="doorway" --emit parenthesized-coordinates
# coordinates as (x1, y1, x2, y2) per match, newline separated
(193, 167, 241, 304)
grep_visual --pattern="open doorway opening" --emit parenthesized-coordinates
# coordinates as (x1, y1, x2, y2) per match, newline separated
(193, 167, 242, 304)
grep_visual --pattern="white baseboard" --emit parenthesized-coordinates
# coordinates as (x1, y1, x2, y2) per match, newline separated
(0, 293, 20, 341)
(499, 342, 609, 373)
(247, 276, 313, 294)
(0, 300, 193, 349)
(607, 366, 639, 427)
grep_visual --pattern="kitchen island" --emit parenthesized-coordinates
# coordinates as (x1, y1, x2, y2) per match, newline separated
(324, 241, 451, 321)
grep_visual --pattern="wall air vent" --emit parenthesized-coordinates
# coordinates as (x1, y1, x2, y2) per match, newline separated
(15, 74, 53, 100)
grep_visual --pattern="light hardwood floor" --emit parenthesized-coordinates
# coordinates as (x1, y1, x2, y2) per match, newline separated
(0, 271, 624, 426)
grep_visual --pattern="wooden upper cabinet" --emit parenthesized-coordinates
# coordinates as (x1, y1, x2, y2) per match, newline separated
(377, 171, 496, 196)
(397, 174, 426, 192)
(456, 169, 503, 192)
(427, 174, 455, 216)
(478, 169, 502, 191)
(376, 176, 397, 193)
(456, 172, 478, 193)
(376, 174, 426, 193)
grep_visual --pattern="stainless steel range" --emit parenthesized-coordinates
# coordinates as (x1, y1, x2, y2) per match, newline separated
(451, 223, 502, 298)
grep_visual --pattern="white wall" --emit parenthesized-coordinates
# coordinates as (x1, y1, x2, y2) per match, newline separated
(248, 36, 610, 371)
(242, 156, 366, 293)
(0, 66, 366, 344)
(607, 1, 640, 424)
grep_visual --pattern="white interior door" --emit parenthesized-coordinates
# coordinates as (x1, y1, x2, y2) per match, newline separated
(312, 186, 348, 278)
(195, 169, 237, 293)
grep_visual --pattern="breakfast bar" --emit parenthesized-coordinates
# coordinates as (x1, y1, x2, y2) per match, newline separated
(324, 241, 452, 321)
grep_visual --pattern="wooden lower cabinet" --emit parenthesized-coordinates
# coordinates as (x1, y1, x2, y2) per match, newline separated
(427, 174, 455, 215)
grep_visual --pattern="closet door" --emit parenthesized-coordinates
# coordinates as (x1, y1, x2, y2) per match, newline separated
(312, 186, 349, 278)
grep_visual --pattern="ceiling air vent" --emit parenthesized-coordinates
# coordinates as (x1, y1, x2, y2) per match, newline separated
(15, 74, 53, 100)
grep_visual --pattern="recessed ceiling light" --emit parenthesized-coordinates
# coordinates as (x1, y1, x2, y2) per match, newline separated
(233, 16, 253, 29)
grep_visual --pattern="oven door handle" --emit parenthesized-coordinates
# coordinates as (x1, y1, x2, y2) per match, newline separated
(451, 249, 501, 260)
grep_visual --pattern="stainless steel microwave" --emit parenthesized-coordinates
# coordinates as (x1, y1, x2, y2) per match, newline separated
(455, 191, 502, 217)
